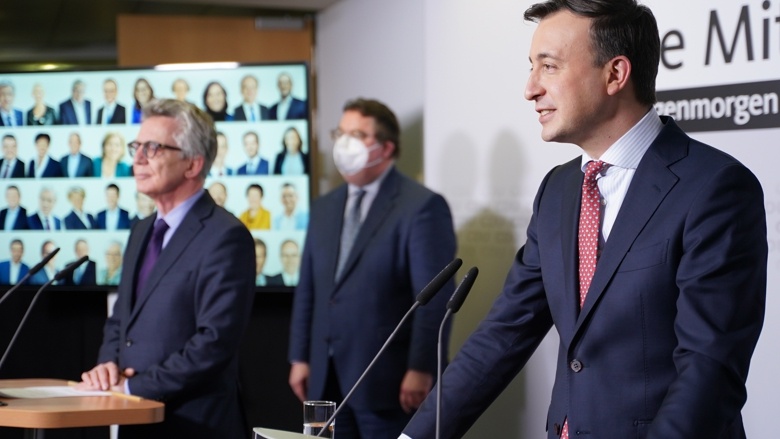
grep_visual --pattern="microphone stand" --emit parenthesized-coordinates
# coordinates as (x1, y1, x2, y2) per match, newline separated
(0, 247, 60, 308)
(436, 267, 478, 439)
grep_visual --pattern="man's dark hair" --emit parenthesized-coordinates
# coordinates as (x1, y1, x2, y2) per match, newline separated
(524, 0, 660, 106)
(343, 98, 401, 158)
(35, 133, 51, 144)
(247, 183, 264, 197)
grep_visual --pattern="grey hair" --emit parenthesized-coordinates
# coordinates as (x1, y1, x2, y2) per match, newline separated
(141, 99, 217, 180)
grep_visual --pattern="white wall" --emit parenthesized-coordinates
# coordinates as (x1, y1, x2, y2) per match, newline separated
(317, 0, 777, 438)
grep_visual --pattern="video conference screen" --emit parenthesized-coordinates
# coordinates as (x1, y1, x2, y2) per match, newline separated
(0, 62, 311, 292)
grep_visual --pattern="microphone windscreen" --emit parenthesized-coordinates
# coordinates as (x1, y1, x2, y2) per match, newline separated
(28, 247, 60, 276)
(54, 255, 89, 281)
(447, 267, 478, 313)
(416, 258, 463, 305)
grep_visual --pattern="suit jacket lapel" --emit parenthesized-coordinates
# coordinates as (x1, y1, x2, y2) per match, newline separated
(573, 119, 688, 335)
(129, 192, 212, 323)
(560, 167, 583, 340)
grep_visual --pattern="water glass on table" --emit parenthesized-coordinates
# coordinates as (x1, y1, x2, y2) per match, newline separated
(303, 400, 336, 438)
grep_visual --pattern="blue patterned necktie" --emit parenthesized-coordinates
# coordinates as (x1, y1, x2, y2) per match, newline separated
(335, 189, 366, 280)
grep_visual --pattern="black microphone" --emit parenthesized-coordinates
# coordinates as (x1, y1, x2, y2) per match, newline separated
(0, 255, 88, 373)
(314, 258, 463, 437)
(436, 267, 478, 439)
(0, 247, 60, 308)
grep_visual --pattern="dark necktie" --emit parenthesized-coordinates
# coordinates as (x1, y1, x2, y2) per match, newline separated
(135, 219, 169, 300)
(562, 160, 606, 439)
(44, 217, 51, 230)
(1, 162, 9, 178)
(335, 189, 366, 280)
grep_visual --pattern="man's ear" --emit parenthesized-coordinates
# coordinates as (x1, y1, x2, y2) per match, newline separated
(605, 55, 632, 96)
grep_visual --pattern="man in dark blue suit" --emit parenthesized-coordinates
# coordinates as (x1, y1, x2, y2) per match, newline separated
(1, 185, 28, 230)
(1, 135, 25, 179)
(289, 98, 457, 439)
(233, 75, 269, 122)
(27, 133, 64, 178)
(402, 2, 767, 439)
(0, 81, 24, 127)
(269, 72, 308, 120)
(60, 132, 94, 178)
(27, 186, 62, 230)
(96, 79, 126, 125)
(0, 239, 29, 285)
(236, 131, 269, 175)
(64, 186, 97, 229)
(29, 240, 59, 285)
(78, 99, 255, 438)
(62, 239, 97, 286)
(58, 80, 91, 125)
(95, 183, 131, 230)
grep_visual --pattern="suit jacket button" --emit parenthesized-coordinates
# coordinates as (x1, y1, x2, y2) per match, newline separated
(570, 359, 582, 372)
(125, 339, 133, 347)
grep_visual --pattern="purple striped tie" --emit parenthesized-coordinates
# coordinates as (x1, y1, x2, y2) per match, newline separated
(135, 219, 169, 301)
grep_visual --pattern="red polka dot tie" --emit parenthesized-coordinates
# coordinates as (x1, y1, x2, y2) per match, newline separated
(562, 160, 606, 439)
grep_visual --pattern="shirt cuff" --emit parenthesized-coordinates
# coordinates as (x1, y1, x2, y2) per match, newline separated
(124, 379, 131, 395)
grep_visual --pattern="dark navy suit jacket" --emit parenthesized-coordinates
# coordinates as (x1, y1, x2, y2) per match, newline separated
(64, 211, 97, 229)
(289, 167, 457, 411)
(233, 103, 269, 121)
(58, 99, 91, 125)
(404, 117, 767, 439)
(97, 192, 255, 438)
(62, 259, 97, 286)
(0, 109, 24, 126)
(27, 158, 64, 178)
(0, 206, 28, 230)
(269, 97, 307, 120)
(96, 209, 131, 230)
(236, 159, 269, 176)
(0, 260, 30, 285)
(0, 158, 25, 178)
(27, 213, 62, 230)
(97, 104, 126, 125)
(60, 153, 94, 177)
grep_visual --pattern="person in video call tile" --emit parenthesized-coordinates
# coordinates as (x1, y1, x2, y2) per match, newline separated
(0, 80, 24, 127)
(130, 191, 156, 227)
(239, 183, 271, 230)
(78, 99, 255, 438)
(0, 239, 29, 285)
(236, 131, 268, 175)
(29, 240, 59, 285)
(267, 239, 300, 287)
(1, 185, 29, 230)
(273, 182, 308, 231)
(64, 186, 97, 230)
(96, 183, 131, 230)
(207, 182, 229, 211)
(1, 134, 26, 179)
(99, 241, 123, 286)
(94, 132, 132, 177)
(273, 126, 309, 175)
(59, 80, 91, 125)
(209, 132, 233, 177)
(203, 81, 232, 122)
(254, 238, 270, 286)
(97, 78, 126, 125)
(269, 73, 307, 120)
(64, 239, 97, 287)
(27, 133, 64, 178)
(172, 78, 192, 103)
(60, 132, 95, 178)
(131, 78, 154, 124)
(27, 83, 57, 126)
(233, 75, 269, 122)
(27, 186, 62, 230)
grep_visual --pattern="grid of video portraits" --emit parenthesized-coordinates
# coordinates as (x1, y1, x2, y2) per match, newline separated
(0, 63, 310, 290)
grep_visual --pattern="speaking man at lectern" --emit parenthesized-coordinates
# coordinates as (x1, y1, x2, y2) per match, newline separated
(401, 1, 767, 439)
(288, 98, 457, 439)
(77, 99, 256, 438)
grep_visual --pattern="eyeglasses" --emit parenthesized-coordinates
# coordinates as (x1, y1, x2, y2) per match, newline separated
(128, 140, 183, 159)
(330, 128, 372, 142)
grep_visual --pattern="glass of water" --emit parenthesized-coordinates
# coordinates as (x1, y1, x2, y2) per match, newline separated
(303, 400, 336, 438)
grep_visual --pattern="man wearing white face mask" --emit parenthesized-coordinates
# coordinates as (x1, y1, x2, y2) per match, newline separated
(289, 98, 458, 439)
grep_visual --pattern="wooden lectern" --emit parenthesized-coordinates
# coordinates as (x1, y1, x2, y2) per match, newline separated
(0, 379, 164, 439)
